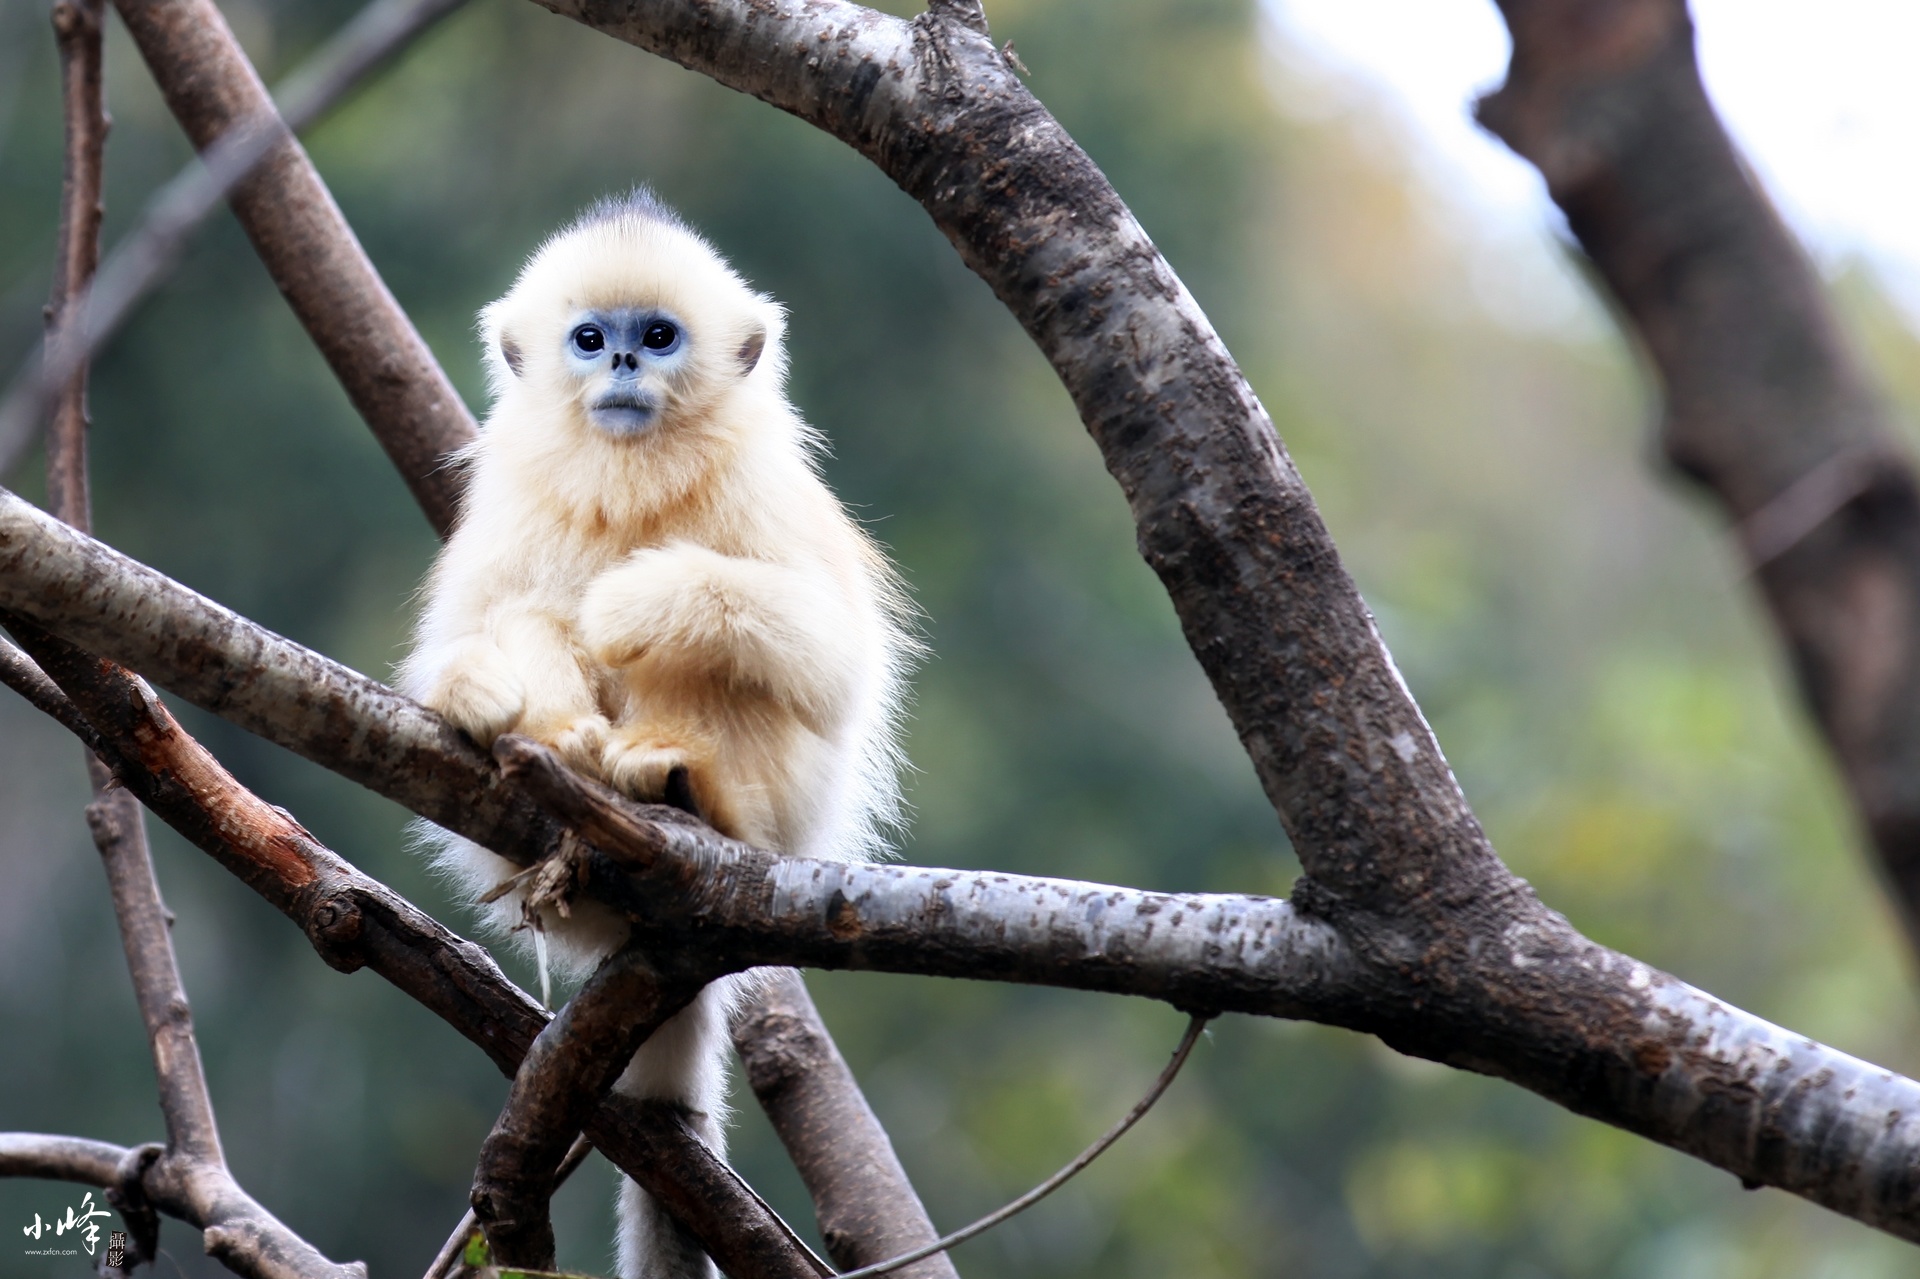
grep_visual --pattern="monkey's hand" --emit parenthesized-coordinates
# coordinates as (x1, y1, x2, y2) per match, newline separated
(579, 544, 861, 733)
(521, 710, 615, 777)
(418, 636, 526, 745)
(600, 727, 694, 807)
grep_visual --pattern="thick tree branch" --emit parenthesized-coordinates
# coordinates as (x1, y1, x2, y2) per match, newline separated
(531, 0, 1502, 929)
(731, 971, 957, 1279)
(107, 0, 477, 535)
(1476, 0, 1920, 945)
(0, 1133, 131, 1186)
(472, 946, 714, 1270)
(0, 619, 824, 1279)
(9, 500, 1920, 1242)
(425, 1135, 594, 1279)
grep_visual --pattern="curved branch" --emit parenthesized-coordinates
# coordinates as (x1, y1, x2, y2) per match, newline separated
(8, 498, 1920, 1241)
(0, 1133, 129, 1186)
(533, 0, 1503, 935)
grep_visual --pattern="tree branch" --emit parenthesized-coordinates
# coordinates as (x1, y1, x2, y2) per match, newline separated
(9, 497, 1920, 1242)
(43, 0, 108, 527)
(105, 0, 478, 534)
(0, 617, 826, 1279)
(472, 945, 715, 1270)
(0, 0, 477, 483)
(37, 7, 358, 1273)
(0, 1132, 130, 1186)
(730, 971, 958, 1279)
(1476, 0, 1920, 947)
(428, 1135, 595, 1279)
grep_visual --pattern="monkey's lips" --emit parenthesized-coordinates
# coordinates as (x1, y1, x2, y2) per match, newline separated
(587, 393, 659, 436)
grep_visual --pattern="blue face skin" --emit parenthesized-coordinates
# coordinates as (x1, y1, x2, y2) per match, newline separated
(565, 308, 686, 436)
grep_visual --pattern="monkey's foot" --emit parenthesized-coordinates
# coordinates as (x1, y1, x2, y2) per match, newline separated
(422, 642, 525, 744)
(525, 712, 614, 776)
(602, 735, 696, 808)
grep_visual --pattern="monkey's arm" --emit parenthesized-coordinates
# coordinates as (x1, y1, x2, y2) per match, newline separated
(407, 545, 607, 756)
(580, 542, 869, 734)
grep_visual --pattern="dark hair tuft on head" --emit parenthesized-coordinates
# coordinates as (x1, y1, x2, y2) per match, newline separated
(571, 185, 691, 234)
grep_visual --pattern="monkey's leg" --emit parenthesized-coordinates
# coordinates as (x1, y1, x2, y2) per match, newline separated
(613, 978, 739, 1279)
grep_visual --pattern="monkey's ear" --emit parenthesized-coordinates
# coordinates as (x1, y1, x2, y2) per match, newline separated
(500, 335, 524, 378)
(735, 323, 767, 378)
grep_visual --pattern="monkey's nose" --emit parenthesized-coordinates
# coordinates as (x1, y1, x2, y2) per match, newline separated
(615, 352, 639, 372)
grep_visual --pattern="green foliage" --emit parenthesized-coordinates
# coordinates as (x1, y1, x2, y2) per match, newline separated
(0, 0, 1916, 1275)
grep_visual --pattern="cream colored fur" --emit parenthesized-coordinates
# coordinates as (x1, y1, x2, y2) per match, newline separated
(399, 194, 913, 1279)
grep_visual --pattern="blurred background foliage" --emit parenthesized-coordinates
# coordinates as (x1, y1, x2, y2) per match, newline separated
(2, 0, 1919, 1275)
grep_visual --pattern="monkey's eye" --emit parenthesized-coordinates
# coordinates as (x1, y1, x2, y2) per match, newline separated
(641, 321, 679, 352)
(572, 325, 606, 355)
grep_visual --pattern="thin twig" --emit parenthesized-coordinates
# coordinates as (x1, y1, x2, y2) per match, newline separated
(832, 1015, 1208, 1279)
(42, 0, 108, 527)
(0, 0, 475, 479)
(0, 633, 107, 754)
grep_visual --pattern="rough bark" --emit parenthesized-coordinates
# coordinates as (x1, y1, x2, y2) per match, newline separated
(472, 946, 713, 1270)
(0, 619, 825, 1279)
(10, 504, 1920, 1242)
(1477, 0, 1920, 944)
(109, 0, 477, 535)
(731, 970, 958, 1279)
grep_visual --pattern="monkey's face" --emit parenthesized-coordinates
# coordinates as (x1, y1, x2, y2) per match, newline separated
(561, 306, 688, 437)
(483, 209, 778, 458)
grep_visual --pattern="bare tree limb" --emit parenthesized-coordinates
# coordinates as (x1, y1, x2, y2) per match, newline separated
(106, 0, 478, 535)
(0, 0, 477, 482)
(1476, 0, 1920, 947)
(10, 498, 1920, 1243)
(0, 616, 826, 1279)
(36, 7, 362, 1274)
(731, 971, 957, 1279)
(472, 945, 714, 1270)
(86, 784, 219, 1154)
(0, 633, 106, 752)
(0, 0, 480, 480)
(426, 1135, 594, 1279)
(42, 0, 108, 527)
(0, 1132, 130, 1186)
